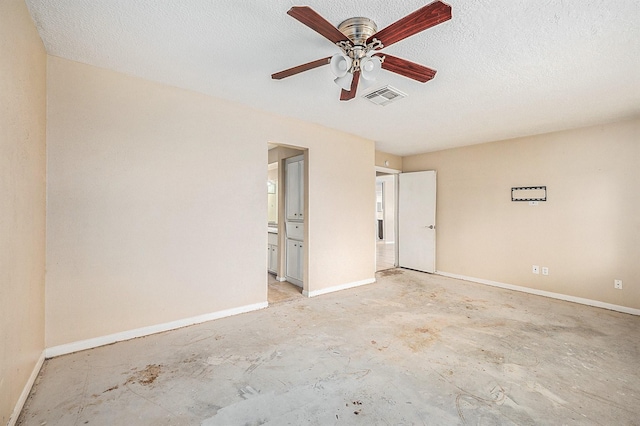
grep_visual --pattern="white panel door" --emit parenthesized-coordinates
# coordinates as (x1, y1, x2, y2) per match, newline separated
(398, 171, 437, 273)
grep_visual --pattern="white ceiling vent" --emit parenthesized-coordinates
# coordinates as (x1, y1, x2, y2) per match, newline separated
(363, 86, 407, 106)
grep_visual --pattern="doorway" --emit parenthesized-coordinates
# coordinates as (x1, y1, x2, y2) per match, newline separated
(267, 144, 305, 304)
(375, 172, 397, 271)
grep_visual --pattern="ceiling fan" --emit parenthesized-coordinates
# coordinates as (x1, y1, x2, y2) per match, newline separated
(271, 1, 452, 101)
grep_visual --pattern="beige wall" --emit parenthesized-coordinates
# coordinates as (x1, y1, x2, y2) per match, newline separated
(46, 56, 375, 347)
(375, 150, 403, 171)
(0, 0, 47, 423)
(403, 118, 640, 309)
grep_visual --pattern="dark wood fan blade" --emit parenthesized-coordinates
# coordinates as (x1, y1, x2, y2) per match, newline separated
(367, 1, 451, 49)
(340, 70, 360, 101)
(377, 54, 437, 82)
(271, 57, 332, 80)
(288, 6, 351, 45)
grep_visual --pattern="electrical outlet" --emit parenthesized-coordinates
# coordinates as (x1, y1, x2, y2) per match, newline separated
(532, 265, 539, 274)
(542, 267, 549, 276)
(614, 279, 623, 290)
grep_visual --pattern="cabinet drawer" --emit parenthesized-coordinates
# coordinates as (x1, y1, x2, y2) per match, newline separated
(286, 222, 304, 241)
(267, 232, 278, 246)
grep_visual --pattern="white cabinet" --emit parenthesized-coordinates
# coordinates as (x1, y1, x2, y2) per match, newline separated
(267, 232, 278, 274)
(268, 244, 278, 274)
(285, 222, 303, 240)
(286, 155, 304, 221)
(285, 154, 304, 287)
(286, 239, 303, 286)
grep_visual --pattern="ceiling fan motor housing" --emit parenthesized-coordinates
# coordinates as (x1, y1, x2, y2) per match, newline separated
(338, 17, 378, 47)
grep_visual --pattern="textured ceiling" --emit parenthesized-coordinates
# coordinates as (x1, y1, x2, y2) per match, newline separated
(26, 0, 640, 155)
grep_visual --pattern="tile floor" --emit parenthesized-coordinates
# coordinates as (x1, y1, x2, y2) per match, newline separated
(267, 273, 302, 304)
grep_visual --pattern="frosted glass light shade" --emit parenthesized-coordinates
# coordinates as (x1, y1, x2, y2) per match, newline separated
(330, 53, 352, 77)
(334, 73, 354, 90)
(360, 56, 382, 81)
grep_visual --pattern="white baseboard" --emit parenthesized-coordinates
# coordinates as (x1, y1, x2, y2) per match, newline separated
(275, 275, 287, 282)
(303, 278, 376, 298)
(45, 302, 268, 358)
(436, 271, 640, 316)
(8, 351, 45, 426)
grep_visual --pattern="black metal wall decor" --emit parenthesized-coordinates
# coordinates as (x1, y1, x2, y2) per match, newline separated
(511, 186, 547, 202)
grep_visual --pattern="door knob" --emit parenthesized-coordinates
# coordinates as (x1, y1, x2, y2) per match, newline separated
(424, 225, 435, 229)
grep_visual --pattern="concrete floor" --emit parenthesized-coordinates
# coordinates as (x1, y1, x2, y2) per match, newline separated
(19, 269, 640, 425)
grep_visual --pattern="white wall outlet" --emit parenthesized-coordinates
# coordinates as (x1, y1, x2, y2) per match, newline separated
(542, 267, 549, 276)
(614, 279, 623, 290)
(532, 265, 539, 274)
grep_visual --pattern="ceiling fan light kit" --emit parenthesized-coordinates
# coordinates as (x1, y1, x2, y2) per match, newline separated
(360, 56, 382, 81)
(334, 73, 353, 91)
(330, 53, 351, 77)
(271, 1, 452, 101)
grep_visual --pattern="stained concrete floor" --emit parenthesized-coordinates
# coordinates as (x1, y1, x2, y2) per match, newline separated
(19, 269, 640, 425)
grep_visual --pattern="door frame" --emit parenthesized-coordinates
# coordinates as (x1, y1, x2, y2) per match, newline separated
(267, 143, 308, 296)
(375, 166, 401, 270)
